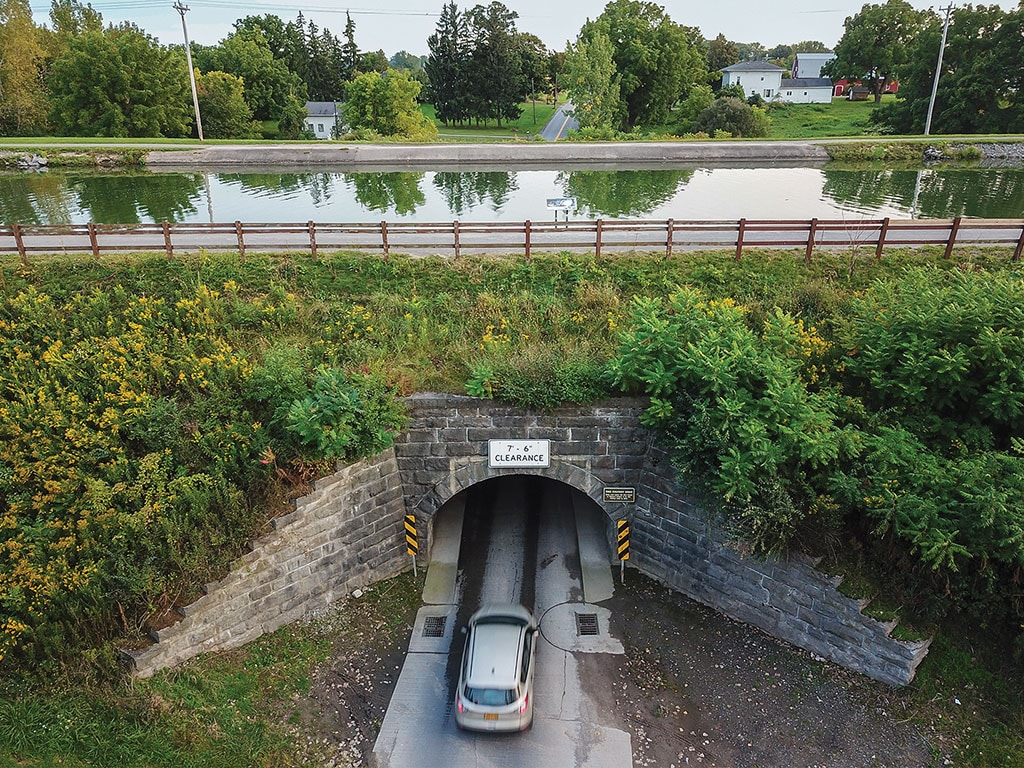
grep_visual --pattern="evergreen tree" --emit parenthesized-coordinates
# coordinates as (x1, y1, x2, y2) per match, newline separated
(425, 2, 470, 125)
(465, 1, 524, 127)
(340, 11, 360, 81)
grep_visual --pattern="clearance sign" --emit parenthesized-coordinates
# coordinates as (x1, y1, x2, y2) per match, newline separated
(487, 439, 550, 468)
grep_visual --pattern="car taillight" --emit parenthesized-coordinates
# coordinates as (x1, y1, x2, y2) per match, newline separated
(520, 694, 529, 714)
(457, 695, 464, 713)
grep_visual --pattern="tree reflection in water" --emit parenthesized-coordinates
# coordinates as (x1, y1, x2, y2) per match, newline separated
(218, 173, 336, 207)
(342, 172, 426, 215)
(823, 168, 1024, 219)
(557, 169, 695, 217)
(1, 171, 204, 225)
(70, 172, 204, 223)
(432, 172, 517, 216)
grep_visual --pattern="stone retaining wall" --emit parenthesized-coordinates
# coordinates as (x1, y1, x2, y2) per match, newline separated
(128, 449, 407, 677)
(128, 394, 930, 686)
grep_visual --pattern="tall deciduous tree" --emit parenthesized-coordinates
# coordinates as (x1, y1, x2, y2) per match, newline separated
(193, 29, 307, 121)
(344, 69, 438, 140)
(571, 0, 706, 130)
(196, 69, 258, 138)
(47, 23, 191, 137)
(705, 33, 739, 89)
(0, 0, 48, 135)
(563, 29, 621, 130)
(825, 0, 927, 102)
(871, 5, 1023, 134)
(425, 2, 470, 125)
(48, 0, 102, 39)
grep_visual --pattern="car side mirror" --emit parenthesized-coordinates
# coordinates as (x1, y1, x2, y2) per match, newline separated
(461, 626, 468, 635)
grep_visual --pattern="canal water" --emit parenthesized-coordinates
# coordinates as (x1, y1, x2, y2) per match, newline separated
(1, 165, 1023, 225)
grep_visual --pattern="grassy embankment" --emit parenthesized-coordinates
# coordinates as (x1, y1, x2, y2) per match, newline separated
(1, 246, 1022, 766)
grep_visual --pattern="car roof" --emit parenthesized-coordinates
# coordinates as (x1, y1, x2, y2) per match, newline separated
(465, 620, 525, 688)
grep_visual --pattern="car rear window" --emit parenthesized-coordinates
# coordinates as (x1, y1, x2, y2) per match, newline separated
(463, 685, 519, 706)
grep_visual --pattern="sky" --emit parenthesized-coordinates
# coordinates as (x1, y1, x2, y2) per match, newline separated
(28, 0, 1019, 56)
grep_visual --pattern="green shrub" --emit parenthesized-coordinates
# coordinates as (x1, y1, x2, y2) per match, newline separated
(284, 368, 407, 461)
(608, 289, 849, 553)
(694, 97, 771, 138)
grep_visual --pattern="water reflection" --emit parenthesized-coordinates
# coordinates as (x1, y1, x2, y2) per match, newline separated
(342, 172, 426, 215)
(558, 169, 695, 217)
(2, 166, 1023, 225)
(70, 173, 203, 223)
(822, 168, 1024, 219)
(433, 172, 517, 216)
(0, 174, 76, 225)
(219, 172, 336, 206)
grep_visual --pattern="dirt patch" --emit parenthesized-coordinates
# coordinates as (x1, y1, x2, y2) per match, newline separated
(591, 572, 937, 768)
(301, 570, 939, 767)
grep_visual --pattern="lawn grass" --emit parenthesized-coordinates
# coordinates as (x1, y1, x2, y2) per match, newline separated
(765, 95, 896, 139)
(0, 572, 423, 768)
(421, 101, 559, 141)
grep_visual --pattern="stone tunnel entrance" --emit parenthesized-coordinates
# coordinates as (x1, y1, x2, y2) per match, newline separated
(431, 474, 612, 614)
(128, 394, 931, 686)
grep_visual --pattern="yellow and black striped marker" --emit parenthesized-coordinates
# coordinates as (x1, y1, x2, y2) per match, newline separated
(405, 514, 418, 557)
(617, 519, 630, 561)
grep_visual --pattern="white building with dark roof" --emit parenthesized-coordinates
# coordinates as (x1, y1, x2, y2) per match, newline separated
(721, 61, 785, 101)
(778, 78, 834, 104)
(304, 101, 342, 140)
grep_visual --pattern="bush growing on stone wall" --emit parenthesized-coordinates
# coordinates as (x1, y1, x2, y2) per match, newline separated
(608, 270, 1024, 644)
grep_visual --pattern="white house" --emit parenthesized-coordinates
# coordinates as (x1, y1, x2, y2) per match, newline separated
(792, 52, 836, 80)
(304, 101, 342, 140)
(721, 61, 785, 101)
(778, 78, 834, 104)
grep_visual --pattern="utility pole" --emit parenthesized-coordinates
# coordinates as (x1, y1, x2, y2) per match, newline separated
(924, 3, 955, 136)
(173, 1, 204, 141)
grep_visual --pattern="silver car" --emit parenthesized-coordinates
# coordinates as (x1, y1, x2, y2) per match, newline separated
(455, 604, 538, 732)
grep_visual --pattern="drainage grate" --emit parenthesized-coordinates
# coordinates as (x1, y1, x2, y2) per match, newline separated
(576, 612, 599, 637)
(423, 616, 447, 638)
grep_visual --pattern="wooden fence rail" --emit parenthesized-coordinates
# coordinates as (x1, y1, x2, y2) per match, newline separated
(2, 217, 1023, 265)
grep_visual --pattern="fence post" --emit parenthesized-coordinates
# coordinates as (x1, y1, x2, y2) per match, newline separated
(307, 220, 318, 259)
(876, 217, 890, 259)
(1014, 224, 1024, 262)
(162, 221, 174, 259)
(86, 222, 100, 258)
(595, 219, 603, 257)
(234, 220, 246, 259)
(944, 216, 962, 259)
(805, 217, 818, 263)
(524, 219, 531, 261)
(735, 218, 746, 260)
(11, 223, 27, 266)
(381, 220, 389, 258)
(454, 220, 461, 259)
(665, 218, 674, 259)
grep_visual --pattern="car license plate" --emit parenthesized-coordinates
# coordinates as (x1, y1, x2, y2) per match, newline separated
(484, 713, 499, 721)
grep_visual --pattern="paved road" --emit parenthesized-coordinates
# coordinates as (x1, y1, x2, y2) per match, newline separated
(372, 477, 630, 768)
(540, 102, 580, 142)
